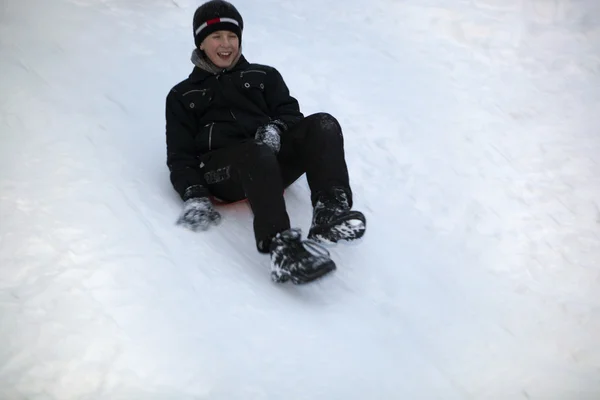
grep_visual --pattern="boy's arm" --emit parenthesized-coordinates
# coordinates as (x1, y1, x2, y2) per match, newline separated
(165, 89, 209, 201)
(264, 68, 304, 131)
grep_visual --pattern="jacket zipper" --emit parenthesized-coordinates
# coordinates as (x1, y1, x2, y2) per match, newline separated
(182, 89, 208, 96)
(208, 123, 214, 151)
(240, 70, 267, 77)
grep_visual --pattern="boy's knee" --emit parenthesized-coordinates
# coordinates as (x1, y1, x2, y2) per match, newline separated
(308, 112, 342, 135)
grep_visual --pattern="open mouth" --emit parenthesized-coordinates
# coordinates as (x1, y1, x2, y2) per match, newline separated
(217, 51, 233, 60)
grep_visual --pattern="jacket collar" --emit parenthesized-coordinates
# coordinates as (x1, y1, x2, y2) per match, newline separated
(188, 48, 249, 83)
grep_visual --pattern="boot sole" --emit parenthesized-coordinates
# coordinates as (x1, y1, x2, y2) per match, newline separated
(308, 211, 366, 244)
(290, 259, 337, 285)
(271, 259, 336, 285)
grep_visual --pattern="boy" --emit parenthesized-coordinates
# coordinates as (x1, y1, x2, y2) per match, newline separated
(165, 0, 366, 284)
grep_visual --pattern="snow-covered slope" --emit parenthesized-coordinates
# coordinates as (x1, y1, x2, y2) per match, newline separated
(1, 0, 599, 398)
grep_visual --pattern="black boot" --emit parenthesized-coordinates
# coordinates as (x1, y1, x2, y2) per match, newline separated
(307, 187, 366, 244)
(269, 228, 336, 284)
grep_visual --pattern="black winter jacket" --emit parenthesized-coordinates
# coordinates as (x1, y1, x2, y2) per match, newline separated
(165, 55, 304, 200)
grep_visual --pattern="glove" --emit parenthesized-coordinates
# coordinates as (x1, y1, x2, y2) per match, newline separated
(177, 197, 222, 231)
(255, 120, 286, 154)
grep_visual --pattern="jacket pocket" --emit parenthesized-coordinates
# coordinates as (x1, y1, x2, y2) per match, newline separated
(196, 122, 215, 153)
(237, 71, 268, 112)
(240, 69, 267, 77)
(206, 122, 215, 151)
(182, 88, 212, 110)
(239, 71, 266, 92)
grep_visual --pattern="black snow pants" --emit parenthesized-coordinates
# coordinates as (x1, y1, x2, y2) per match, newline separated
(198, 112, 352, 253)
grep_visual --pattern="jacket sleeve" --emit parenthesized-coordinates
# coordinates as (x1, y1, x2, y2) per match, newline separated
(264, 68, 304, 130)
(165, 89, 209, 201)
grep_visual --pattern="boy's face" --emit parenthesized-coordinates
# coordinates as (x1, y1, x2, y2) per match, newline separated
(200, 30, 240, 68)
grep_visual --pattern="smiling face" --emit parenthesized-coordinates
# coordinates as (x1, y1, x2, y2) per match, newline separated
(200, 30, 240, 69)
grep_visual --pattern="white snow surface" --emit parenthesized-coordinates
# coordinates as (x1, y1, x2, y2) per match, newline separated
(1, 0, 600, 398)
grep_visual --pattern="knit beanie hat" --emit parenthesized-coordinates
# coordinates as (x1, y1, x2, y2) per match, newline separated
(193, 0, 244, 48)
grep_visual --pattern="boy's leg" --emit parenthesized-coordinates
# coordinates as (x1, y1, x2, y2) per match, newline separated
(200, 140, 290, 252)
(277, 113, 366, 243)
(277, 113, 352, 206)
(202, 139, 337, 284)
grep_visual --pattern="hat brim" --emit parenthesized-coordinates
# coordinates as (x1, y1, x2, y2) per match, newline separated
(195, 19, 242, 47)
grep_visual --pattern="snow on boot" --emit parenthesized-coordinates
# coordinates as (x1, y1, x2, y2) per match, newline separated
(269, 228, 336, 284)
(307, 187, 366, 244)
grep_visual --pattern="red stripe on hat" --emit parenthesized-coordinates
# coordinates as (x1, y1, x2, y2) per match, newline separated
(206, 18, 221, 25)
